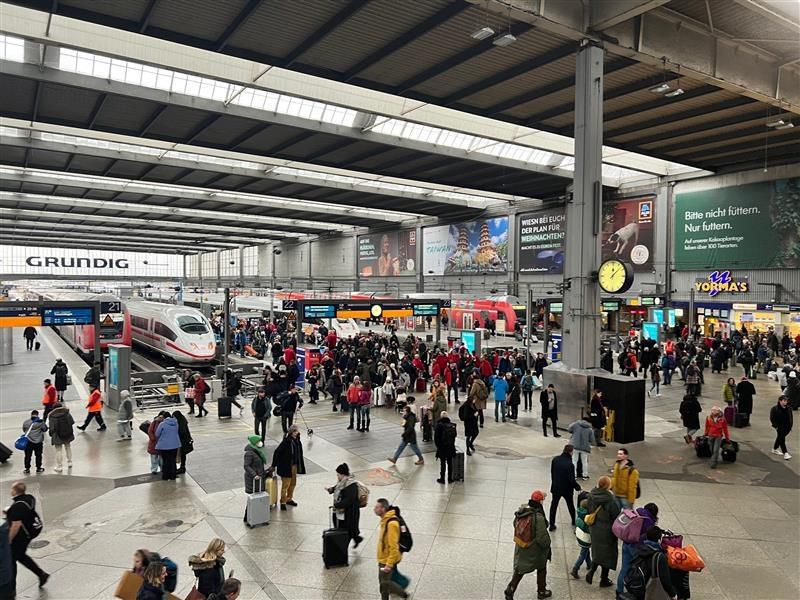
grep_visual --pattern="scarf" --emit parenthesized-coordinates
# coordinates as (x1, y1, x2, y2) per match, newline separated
(333, 475, 356, 517)
(247, 435, 267, 465)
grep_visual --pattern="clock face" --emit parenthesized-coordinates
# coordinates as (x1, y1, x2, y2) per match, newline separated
(598, 259, 633, 294)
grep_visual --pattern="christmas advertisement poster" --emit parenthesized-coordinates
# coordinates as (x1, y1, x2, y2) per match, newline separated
(423, 217, 509, 275)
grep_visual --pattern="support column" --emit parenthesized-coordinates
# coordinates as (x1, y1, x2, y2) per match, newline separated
(562, 39, 604, 369)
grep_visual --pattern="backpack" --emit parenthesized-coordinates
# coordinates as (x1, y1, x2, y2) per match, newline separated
(356, 481, 370, 508)
(624, 552, 659, 599)
(475, 380, 489, 402)
(14, 497, 43, 540)
(513, 512, 534, 548)
(275, 391, 290, 407)
(458, 403, 469, 422)
(442, 422, 457, 446)
(149, 553, 178, 592)
(386, 508, 413, 553)
(55, 414, 73, 440)
(612, 508, 646, 544)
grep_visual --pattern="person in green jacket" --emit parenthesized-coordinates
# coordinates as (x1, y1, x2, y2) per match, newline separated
(504, 490, 552, 600)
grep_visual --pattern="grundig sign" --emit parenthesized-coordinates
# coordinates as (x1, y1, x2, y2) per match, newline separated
(26, 256, 130, 269)
(694, 270, 749, 297)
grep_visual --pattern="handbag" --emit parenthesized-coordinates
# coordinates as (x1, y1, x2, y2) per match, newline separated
(666, 544, 705, 572)
(14, 422, 35, 451)
(184, 581, 205, 600)
(583, 506, 601, 526)
(66, 374, 72, 386)
(644, 554, 671, 600)
(660, 530, 683, 550)
(391, 567, 410, 590)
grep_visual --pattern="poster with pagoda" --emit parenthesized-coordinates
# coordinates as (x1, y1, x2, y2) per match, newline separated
(422, 217, 509, 275)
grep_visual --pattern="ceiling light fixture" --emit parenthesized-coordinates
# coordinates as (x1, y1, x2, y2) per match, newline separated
(471, 26, 495, 40)
(664, 88, 685, 98)
(649, 83, 672, 94)
(492, 32, 517, 47)
(766, 119, 786, 128)
(774, 122, 794, 130)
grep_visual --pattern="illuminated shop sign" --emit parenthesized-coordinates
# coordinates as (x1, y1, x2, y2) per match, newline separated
(694, 271, 749, 297)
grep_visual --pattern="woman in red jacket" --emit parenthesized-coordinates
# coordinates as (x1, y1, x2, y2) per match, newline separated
(704, 406, 730, 468)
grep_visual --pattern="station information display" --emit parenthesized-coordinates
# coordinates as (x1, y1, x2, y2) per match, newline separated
(0, 304, 42, 328)
(299, 300, 443, 320)
(42, 307, 95, 326)
(0, 303, 97, 328)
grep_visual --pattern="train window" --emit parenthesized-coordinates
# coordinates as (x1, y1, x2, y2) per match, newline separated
(176, 315, 209, 334)
(131, 315, 149, 330)
(154, 321, 178, 341)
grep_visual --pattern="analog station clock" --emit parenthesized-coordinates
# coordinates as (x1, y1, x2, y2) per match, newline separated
(597, 259, 634, 294)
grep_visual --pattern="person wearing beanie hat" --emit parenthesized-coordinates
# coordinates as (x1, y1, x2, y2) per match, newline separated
(117, 389, 134, 441)
(243, 434, 269, 521)
(504, 491, 552, 599)
(326, 463, 363, 547)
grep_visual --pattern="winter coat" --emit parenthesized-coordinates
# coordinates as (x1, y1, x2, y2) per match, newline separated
(704, 415, 730, 440)
(433, 417, 457, 460)
(176, 417, 193, 455)
(512, 502, 551, 573)
(770, 403, 793, 435)
(136, 582, 164, 600)
(188, 554, 225, 598)
(459, 401, 480, 437)
(611, 460, 640, 505)
(585, 487, 620, 570)
(589, 395, 607, 429)
(47, 405, 75, 445)
(567, 420, 595, 453)
(155, 417, 181, 451)
(147, 418, 162, 455)
(118, 397, 134, 422)
(469, 379, 488, 410)
(722, 384, 736, 404)
(735, 380, 756, 414)
(685, 365, 700, 385)
(786, 379, 800, 409)
(21, 418, 47, 445)
(632, 541, 677, 598)
(507, 382, 521, 406)
(243, 445, 267, 493)
(430, 386, 447, 426)
(332, 479, 361, 541)
(271, 435, 306, 478)
(50, 361, 69, 391)
(377, 508, 402, 568)
(679, 395, 702, 430)
(550, 452, 581, 496)
(401, 412, 418, 445)
(539, 389, 558, 419)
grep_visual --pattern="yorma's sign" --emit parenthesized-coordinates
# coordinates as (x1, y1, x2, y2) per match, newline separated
(694, 271, 750, 297)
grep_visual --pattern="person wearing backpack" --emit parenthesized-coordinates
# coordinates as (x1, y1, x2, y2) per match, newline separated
(624, 526, 678, 600)
(570, 491, 592, 580)
(520, 370, 535, 412)
(47, 402, 75, 472)
(5, 481, 49, 589)
(374, 498, 410, 600)
(468, 375, 489, 428)
(326, 463, 363, 548)
(611, 448, 639, 509)
(616, 503, 659, 598)
(49, 358, 69, 402)
(585, 476, 620, 588)
(433, 411, 457, 484)
(504, 490, 552, 599)
(20, 410, 47, 474)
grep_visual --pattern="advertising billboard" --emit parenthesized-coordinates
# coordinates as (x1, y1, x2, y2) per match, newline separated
(601, 196, 656, 272)
(518, 206, 566, 273)
(674, 177, 800, 270)
(0, 246, 183, 277)
(423, 217, 509, 275)
(357, 231, 416, 277)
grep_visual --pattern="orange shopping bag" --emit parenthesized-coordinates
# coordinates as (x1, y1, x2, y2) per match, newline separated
(666, 544, 705, 572)
(114, 571, 143, 600)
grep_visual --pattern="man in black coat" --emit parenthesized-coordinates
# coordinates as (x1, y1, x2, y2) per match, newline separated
(548, 444, 581, 530)
(540, 384, 560, 437)
(433, 411, 457, 484)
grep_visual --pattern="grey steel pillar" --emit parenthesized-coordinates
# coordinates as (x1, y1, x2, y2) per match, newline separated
(562, 39, 604, 369)
(0, 328, 12, 366)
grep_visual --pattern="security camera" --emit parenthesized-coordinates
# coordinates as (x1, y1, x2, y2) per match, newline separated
(272, 248, 282, 255)
(229, 260, 235, 265)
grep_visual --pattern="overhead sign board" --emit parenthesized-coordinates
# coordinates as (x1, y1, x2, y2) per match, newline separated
(299, 300, 442, 321)
(602, 300, 622, 312)
(694, 271, 750, 297)
(0, 304, 42, 328)
(0, 245, 183, 277)
(413, 304, 440, 317)
(42, 307, 94, 326)
(303, 304, 336, 319)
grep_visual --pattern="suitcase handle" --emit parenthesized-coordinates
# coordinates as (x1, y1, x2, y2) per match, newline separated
(253, 476, 264, 493)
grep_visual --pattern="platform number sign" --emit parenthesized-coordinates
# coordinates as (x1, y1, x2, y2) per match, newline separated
(282, 300, 297, 311)
(101, 301, 121, 314)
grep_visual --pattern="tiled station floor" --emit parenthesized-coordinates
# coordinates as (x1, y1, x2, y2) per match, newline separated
(1, 348, 798, 600)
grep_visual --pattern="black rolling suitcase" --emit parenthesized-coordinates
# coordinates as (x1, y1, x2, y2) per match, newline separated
(218, 397, 232, 419)
(452, 451, 465, 482)
(721, 440, 739, 463)
(322, 507, 349, 568)
(0, 442, 12, 463)
(734, 412, 749, 428)
(694, 436, 712, 458)
(34, 341, 41, 351)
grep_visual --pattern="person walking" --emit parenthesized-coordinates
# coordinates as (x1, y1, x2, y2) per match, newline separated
(458, 396, 480, 456)
(539, 384, 560, 437)
(611, 448, 639, 508)
(50, 359, 69, 402)
(521, 370, 535, 412)
(569, 491, 592, 580)
(252, 387, 272, 443)
(704, 406, 730, 468)
(589, 390, 607, 447)
(434, 411, 457, 484)
(769, 395, 793, 460)
(615, 503, 659, 598)
(136, 561, 166, 600)
(77, 385, 106, 432)
(647, 362, 661, 397)
(548, 444, 581, 530)
(21, 410, 47, 474)
(47, 402, 74, 473)
(83, 362, 102, 391)
(173, 410, 193, 474)
(679, 394, 702, 444)
(373, 498, 408, 600)
(326, 463, 363, 548)
(117, 390, 133, 441)
(567, 418, 595, 480)
(629, 527, 678, 600)
(327, 369, 344, 412)
(584, 476, 620, 588)
(193, 372, 209, 418)
(243, 434, 269, 520)
(493, 372, 510, 423)
(6, 481, 49, 589)
(41, 379, 57, 421)
(188, 538, 227, 599)
(208, 577, 242, 600)
(387, 405, 425, 465)
(271, 425, 306, 510)
(507, 375, 521, 421)
(22, 326, 37, 351)
(155, 412, 181, 481)
(503, 490, 552, 600)
(280, 383, 303, 435)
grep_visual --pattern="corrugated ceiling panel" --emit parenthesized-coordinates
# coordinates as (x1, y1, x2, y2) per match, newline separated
(670, 132, 797, 159)
(146, 106, 215, 141)
(192, 115, 258, 147)
(149, 0, 249, 41)
(37, 84, 99, 124)
(61, 0, 149, 22)
(92, 95, 159, 134)
(0, 75, 36, 116)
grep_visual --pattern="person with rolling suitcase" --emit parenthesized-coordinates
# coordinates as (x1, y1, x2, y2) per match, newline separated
(434, 411, 458, 484)
(243, 435, 270, 527)
(703, 407, 730, 469)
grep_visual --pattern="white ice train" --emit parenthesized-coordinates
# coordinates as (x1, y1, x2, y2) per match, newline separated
(127, 300, 217, 364)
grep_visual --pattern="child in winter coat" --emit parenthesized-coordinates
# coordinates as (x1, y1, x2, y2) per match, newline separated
(570, 491, 592, 579)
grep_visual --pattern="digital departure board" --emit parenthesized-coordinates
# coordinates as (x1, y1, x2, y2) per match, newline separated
(413, 304, 440, 316)
(298, 300, 443, 320)
(42, 307, 94, 326)
(0, 304, 42, 328)
(303, 304, 336, 319)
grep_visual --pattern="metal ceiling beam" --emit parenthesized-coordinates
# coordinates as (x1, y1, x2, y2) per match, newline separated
(0, 232, 200, 253)
(590, 0, 671, 31)
(283, 0, 368, 68)
(679, 136, 798, 162)
(139, 104, 168, 136)
(441, 42, 577, 106)
(599, 85, 722, 129)
(394, 22, 534, 94)
(342, 0, 471, 81)
(31, 81, 43, 121)
(0, 206, 293, 238)
(268, 131, 315, 155)
(185, 114, 221, 144)
(631, 109, 776, 147)
(653, 122, 792, 154)
(700, 144, 800, 169)
(85, 93, 108, 129)
(138, 0, 159, 33)
(303, 138, 356, 162)
(214, 0, 263, 52)
(228, 123, 271, 150)
(729, 0, 800, 35)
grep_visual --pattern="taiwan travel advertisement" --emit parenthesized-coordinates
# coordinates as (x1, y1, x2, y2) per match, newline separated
(423, 217, 509, 275)
(674, 177, 800, 270)
(357, 230, 417, 277)
(518, 206, 566, 273)
(601, 195, 656, 272)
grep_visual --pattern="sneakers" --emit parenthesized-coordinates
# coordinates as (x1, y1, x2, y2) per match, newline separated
(280, 504, 287, 511)
(23, 469, 30, 474)
(387, 457, 397, 465)
(785, 452, 792, 460)
(436, 478, 445, 484)
(537, 591, 552, 599)
(353, 535, 363, 548)
(548, 525, 557, 532)
(77, 425, 86, 431)
(54, 467, 62, 473)
(98, 425, 107, 431)
(414, 459, 424, 465)
(67, 460, 73, 467)
(599, 579, 614, 588)
(36, 468, 45, 473)
(286, 500, 298, 507)
(771, 448, 783, 455)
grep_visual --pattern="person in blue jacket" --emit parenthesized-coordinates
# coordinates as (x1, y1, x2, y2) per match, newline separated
(155, 414, 181, 481)
(493, 373, 509, 423)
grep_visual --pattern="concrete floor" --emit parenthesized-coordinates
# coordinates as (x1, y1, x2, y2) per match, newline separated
(0, 346, 798, 599)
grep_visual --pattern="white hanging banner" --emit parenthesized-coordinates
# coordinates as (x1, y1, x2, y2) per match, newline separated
(0, 245, 183, 277)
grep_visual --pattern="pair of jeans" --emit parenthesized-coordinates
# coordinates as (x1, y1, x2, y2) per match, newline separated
(649, 381, 659, 394)
(542, 415, 557, 436)
(508, 403, 518, 420)
(378, 565, 407, 600)
(361, 405, 371, 430)
(523, 390, 532, 410)
(774, 431, 788, 454)
(663, 368, 672, 385)
(150, 454, 162, 473)
(465, 433, 477, 452)
(281, 411, 295, 434)
(117, 420, 132, 438)
(392, 441, 423, 461)
(349, 405, 361, 429)
(572, 450, 589, 477)
(494, 400, 506, 421)
(54, 443, 72, 470)
(447, 385, 458, 403)
(255, 416, 268, 441)
(25, 337, 34, 350)
(280, 465, 297, 503)
(710, 436, 724, 466)
(23, 442, 43, 470)
(160, 448, 178, 480)
(573, 546, 592, 572)
(615, 496, 632, 509)
(549, 492, 576, 526)
(616, 542, 635, 593)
